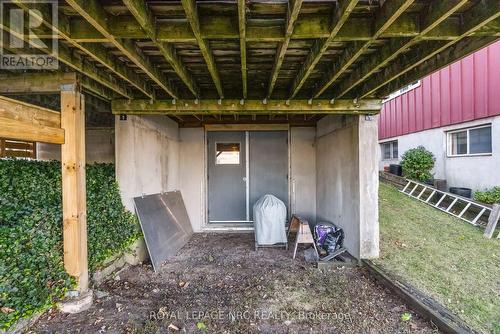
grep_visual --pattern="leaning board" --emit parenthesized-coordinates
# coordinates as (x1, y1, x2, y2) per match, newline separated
(134, 191, 193, 271)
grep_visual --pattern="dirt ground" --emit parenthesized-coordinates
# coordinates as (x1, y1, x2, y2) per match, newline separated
(30, 234, 438, 334)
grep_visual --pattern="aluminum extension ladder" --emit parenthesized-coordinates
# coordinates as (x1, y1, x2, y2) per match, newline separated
(400, 180, 492, 226)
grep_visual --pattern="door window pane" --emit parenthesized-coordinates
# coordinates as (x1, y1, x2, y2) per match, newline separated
(216, 143, 240, 165)
(469, 126, 492, 154)
(451, 131, 467, 155)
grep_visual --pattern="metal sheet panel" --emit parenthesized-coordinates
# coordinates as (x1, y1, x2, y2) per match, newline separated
(379, 41, 500, 140)
(134, 191, 193, 271)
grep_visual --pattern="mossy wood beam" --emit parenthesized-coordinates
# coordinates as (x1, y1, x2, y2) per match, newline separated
(312, 0, 416, 99)
(237, 0, 247, 99)
(11, 1, 153, 99)
(266, 0, 303, 99)
(379, 37, 498, 97)
(181, 0, 224, 98)
(111, 99, 382, 115)
(0, 95, 64, 144)
(357, 1, 500, 98)
(0, 25, 126, 100)
(288, 0, 359, 99)
(65, 0, 179, 99)
(122, 0, 199, 98)
(332, 0, 469, 99)
(67, 13, 489, 43)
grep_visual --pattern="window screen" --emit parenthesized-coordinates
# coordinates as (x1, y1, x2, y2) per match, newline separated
(382, 143, 391, 159)
(392, 141, 398, 159)
(381, 141, 397, 160)
(216, 143, 240, 165)
(469, 126, 492, 154)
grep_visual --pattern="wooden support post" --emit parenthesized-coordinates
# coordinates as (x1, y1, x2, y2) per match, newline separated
(61, 83, 88, 292)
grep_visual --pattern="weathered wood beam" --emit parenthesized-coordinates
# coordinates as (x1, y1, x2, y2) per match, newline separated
(288, 0, 359, 99)
(0, 72, 78, 93)
(378, 37, 498, 96)
(122, 0, 199, 97)
(67, 12, 498, 43)
(10, 0, 151, 98)
(60, 83, 88, 291)
(332, 0, 469, 98)
(312, 0, 416, 98)
(111, 99, 382, 115)
(237, 0, 247, 99)
(358, 1, 500, 98)
(181, 0, 224, 98)
(267, 0, 303, 99)
(0, 95, 64, 144)
(65, 0, 179, 98)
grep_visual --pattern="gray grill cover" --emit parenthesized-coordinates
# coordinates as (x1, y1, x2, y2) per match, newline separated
(253, 194, 287, 245)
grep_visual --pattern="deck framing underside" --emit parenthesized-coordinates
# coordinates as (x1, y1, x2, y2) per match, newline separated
(0, 0, 499, 126)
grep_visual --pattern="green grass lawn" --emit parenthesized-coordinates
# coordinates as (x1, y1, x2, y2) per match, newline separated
(376, 182, 500, 334)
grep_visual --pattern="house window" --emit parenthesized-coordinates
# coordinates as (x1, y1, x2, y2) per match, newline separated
(381, 140, 398, 160)
(216, 142, 240, 165)
(447, 124, 492, 156)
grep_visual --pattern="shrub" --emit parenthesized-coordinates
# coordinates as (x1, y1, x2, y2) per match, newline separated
(400, 146, 435, 181)
(0, 159, 141, 329)
(473, 187, 500, 204)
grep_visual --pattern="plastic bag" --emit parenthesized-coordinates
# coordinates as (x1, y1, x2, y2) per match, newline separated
(253, 194, 287, 245)
(314, 223, 344, 254)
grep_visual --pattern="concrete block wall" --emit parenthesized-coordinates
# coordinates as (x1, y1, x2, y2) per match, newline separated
(316, 115, 379, 259)
(37, 128, 115, 163)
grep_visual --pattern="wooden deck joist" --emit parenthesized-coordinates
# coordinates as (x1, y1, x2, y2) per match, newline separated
(65, 0, 179, 99)
(332, 0, 469, 99)
(11, 1, 154, 99)
(266, 0, 303, 99)
(237, 0, 247, 99)
(181, 0, 224, 98)
(288, 0, 358, 99)
(111, 99, 382, 115)
(0, 95, 64, 144)
(311, 0, 416, 99)
(122, 0, 199, 98)
(357, 1, 500, 98)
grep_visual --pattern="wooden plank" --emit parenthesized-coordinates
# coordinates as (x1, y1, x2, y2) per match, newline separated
(332, 0, 469, 99)
(484, 204, 500, 239)
(112, 99, 382, 115)
(266, 0, 303, 98)
(312, 0, 416, 98)
(0, 72, 78, 93)
(181, 0, 224, 98)
(289, 0, 359, 99)
(65, 0, 178, 99)
(66, 12, 490, 43)
(122, 0, 199, 97)
(61, 84, 88, 292)
(237, 0, 247, 98)
(358, 1, 500, 98)
(204, 124, 289, 131)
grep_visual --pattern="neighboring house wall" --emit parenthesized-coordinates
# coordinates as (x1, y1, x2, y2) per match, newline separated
(380, 116, 500, 191)
(379, 41, 500, 191)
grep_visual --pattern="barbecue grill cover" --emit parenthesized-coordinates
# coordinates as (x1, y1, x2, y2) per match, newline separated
(253, 194, 287, 245)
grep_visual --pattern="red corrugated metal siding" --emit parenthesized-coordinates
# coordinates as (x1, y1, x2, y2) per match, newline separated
(379, 40, 500, 140)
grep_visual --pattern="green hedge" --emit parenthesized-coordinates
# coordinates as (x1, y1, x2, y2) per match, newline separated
(0, 159, 141, 329)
